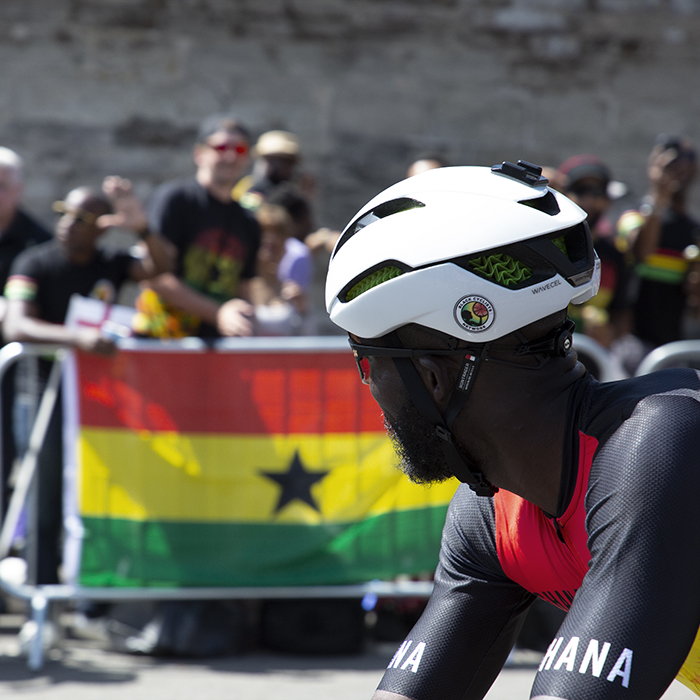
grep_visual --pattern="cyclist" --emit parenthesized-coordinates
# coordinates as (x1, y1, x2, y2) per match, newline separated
(325, 161, 700, 700)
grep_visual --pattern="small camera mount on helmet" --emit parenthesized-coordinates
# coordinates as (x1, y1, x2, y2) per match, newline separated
(491, 160, 549, 187)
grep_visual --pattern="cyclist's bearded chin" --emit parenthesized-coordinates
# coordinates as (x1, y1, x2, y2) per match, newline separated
(383, 399, 454, 484)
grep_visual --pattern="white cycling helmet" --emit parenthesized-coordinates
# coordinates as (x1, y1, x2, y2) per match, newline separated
(326, 161, 601, 342)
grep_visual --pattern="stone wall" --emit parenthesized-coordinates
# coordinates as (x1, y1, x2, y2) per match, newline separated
(1, 0, 699, 326)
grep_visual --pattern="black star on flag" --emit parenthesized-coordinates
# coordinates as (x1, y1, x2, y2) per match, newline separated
(261, 450, 330, 514)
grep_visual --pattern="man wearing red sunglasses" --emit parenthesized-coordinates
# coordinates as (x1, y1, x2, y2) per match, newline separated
(136, 115, 261, 339)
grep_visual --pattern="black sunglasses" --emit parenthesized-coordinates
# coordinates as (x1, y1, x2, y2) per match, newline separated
(348, 338, 475, 385)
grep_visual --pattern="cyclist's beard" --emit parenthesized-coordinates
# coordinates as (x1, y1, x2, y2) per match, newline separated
(383, 399, 455, 484)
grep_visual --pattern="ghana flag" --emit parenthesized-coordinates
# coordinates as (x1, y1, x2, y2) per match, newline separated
(68, 339, 458, 588)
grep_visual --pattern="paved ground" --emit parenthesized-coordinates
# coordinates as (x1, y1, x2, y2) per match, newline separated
(0, 612, 695, 699)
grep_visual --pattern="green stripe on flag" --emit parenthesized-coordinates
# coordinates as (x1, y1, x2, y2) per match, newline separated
(78, 506, 449, 587)
(635, 263, 686, 285)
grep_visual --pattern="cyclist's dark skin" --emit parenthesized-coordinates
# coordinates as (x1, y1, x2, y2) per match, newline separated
(362, 314, 584, 519)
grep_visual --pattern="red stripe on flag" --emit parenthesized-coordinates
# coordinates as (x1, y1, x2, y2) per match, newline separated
(78, 350, 385, 435)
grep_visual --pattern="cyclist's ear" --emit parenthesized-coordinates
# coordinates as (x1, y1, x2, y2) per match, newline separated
(416, 355, 455, 411)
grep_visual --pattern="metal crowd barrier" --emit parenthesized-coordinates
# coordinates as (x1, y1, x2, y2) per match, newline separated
(571, 333, 628, 383)
(0, 339, 434, 671)
(634, 339, 700, 376)
(0, 343, 66, 563)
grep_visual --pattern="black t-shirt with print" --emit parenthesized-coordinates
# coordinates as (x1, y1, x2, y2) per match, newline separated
(7, 239, 136, 324)
(148, 178, 261, 304)
(0, 209, 52, 291)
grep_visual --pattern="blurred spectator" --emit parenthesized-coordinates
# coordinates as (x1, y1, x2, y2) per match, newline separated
(407, 152, 449, 178)
(3, 180, 172, 584)
(249, 203, 310, 336)
(234, 129, 317, 243)
(303, 226, 340, 256)
(0, 148, 52, 306)
(265, 180, 315, 245)
(5, 180, 172, 351)
(616, 135, 700, 351)
(233, 130, 339, 333)
(0, 147, 51, 519)
(235, 131, 305, 209)
(554, 155, 633, 352)
(234, 129, 344, 256)
(134, 115, 260, 339)
(683, 243, 700, 338)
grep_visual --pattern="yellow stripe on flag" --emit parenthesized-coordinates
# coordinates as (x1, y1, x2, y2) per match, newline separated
(645, 253, 688, 273)
(79, 428, 458, 524)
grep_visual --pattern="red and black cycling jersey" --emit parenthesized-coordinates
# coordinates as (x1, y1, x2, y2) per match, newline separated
(377, 368, 700, 700)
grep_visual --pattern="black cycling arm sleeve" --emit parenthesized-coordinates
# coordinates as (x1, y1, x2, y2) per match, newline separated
(377, 489, 536, 700)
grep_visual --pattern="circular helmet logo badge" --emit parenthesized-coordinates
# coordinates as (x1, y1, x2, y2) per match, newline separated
(454, 295, 495, 333)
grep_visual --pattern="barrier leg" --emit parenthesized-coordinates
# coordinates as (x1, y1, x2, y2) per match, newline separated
(28, 593, 47, 671)
(0, 358, 63, 560)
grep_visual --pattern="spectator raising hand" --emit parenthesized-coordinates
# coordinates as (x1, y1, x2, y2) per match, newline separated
(616, 135, 700, 351)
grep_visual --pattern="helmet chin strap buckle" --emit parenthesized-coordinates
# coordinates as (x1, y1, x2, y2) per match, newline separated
(435, 425, 451, 442)
(434, 425, 498, 497)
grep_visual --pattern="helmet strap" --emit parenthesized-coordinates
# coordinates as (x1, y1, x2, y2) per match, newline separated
(484, 318, 576, 370)
(382, 319, 572, 495)
(512, 318, 575, 365)
(390, 344, 497, 497)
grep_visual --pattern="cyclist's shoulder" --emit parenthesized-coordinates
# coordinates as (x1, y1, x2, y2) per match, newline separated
(580, 368, 700, 440)
(583, 370, 700, 495)
(589, 367, 700, 404)
(438, 484, 526, 588)
(445, 483, 496, 536)
(442, 484, 501, 565)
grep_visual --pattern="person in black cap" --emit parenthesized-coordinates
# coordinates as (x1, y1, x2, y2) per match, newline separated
(554, 155, 633, 359)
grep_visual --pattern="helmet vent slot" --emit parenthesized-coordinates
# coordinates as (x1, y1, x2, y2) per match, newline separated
(340, 261, 409, 303)
(518, 191, 560, 216)
(332, 198, 425, 259)
(345, 266, 404, 301)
